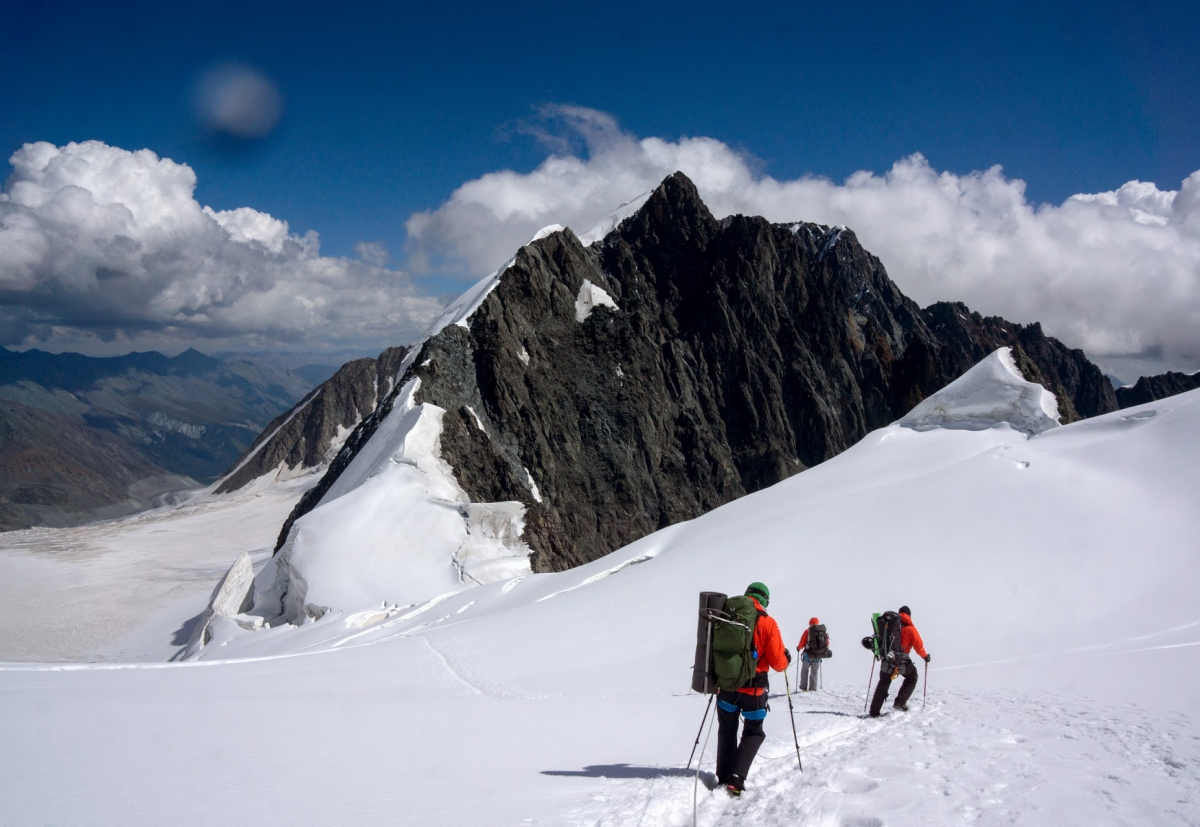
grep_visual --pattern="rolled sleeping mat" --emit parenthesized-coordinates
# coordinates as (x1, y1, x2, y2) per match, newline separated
(691, 591, 727, 693)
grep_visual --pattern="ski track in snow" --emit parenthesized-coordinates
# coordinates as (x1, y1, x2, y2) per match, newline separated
(568, 688, 1200, 827)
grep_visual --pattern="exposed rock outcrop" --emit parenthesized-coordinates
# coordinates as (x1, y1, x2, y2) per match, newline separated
(274, 172, 1118, 577)
(1115, 371, 1200, 409)
(215, 346, 409, 494)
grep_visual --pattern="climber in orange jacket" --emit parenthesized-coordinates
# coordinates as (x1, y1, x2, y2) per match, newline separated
(716, 582, 790, 795)
(797, 617, 831, 691)
(869, 605, 930, 717)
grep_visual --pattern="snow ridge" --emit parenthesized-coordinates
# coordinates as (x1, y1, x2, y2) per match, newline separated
(251, 378, 531, 628)
(898, 347, 1061, 435)
(577, 192, 651, 246)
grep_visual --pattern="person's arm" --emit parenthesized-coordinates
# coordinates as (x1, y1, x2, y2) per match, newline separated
(797, 629, 808, 650)
(764, 618, 790, 672)
(906, 626, 929, 660)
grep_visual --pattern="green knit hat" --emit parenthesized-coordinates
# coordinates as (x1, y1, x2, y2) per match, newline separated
(745, 582, 770, 606)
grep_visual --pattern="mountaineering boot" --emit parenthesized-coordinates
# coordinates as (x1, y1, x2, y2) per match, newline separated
(894, 701, 908, 712)
(725, 773, 745, 796)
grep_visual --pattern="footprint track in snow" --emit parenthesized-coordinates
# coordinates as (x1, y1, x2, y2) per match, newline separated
(568, 687, 1200, 826)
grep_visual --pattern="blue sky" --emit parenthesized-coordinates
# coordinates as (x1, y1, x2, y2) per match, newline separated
(1, 0, 1198, 374)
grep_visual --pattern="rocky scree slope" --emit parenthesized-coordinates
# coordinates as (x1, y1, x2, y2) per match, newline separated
(272, 172, 1118, 574)
(215, 346, 409, 494)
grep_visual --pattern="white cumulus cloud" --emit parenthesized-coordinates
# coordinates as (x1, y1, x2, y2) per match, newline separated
(407, 106, 1200, 375)
(0, 140, 441, 354)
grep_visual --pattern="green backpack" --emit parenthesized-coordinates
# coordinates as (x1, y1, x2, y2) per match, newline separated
(710, 595, 763, 691)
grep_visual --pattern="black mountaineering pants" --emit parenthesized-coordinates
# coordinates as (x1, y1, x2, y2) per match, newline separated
(715, 689, 768, 784)
(870, 658, 918, 716)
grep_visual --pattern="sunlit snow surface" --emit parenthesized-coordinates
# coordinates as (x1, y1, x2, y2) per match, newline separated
(2, 382, 1199, 823)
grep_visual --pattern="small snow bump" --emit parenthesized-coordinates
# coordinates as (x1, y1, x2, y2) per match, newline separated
(575, 279, 619, 322)
(898, 348, 1061, 436)
(529, 224, 564, 243)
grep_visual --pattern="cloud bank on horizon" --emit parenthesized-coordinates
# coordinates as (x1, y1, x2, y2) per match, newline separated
(0, 140, 440, 355)
(409, 106, 1200, 375)
(2, 114, 1197, 376)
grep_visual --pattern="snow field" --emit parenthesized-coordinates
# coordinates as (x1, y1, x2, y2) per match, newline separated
(573, 688, 1200, 826)
(0, 472, 315, 661)
(2, 358, 1198, 823)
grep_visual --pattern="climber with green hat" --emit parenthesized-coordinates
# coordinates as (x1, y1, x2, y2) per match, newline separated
(714, 581, 790, 795)
(745, 582, 770, 606)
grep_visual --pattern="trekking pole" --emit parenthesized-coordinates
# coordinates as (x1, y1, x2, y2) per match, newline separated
(794, 649, 800, 689)
(863, 657, 876, 715)
(686, 694, 715, 770)
(782, 669, 804, 772)
(922, 662, 928, 710)
(692, 701, 717, 827)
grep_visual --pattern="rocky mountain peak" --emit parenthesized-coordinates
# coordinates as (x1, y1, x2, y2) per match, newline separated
(255, 173, 1120, 619)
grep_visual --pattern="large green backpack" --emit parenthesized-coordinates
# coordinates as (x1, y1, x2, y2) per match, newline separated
(710, 595, 763, 691)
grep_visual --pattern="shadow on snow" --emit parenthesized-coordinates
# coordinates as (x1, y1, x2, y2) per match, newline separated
(541, 764, 698, 779)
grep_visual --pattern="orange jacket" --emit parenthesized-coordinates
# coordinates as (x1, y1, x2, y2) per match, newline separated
(899, 612, 928, 659)
(797, 618, 830, 650)
(738, 597, 789, 696)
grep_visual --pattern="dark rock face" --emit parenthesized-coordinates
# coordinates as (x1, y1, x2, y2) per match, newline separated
(1115, 371, 1200, 408)
(278, 172, 1119, 571)
(919, 302, 1119, 423)
(215, 346, 409, 494)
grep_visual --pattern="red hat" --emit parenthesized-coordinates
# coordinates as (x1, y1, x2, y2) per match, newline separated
(809, 617, 819, 625)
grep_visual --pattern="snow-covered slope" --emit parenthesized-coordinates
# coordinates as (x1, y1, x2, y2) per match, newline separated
(209, 373, 1199, 711)
(261, 377, 531, 620)
(2, 367, 1195, 824)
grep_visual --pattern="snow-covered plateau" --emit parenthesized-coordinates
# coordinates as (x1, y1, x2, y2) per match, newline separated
(2, 349, 1199, 825)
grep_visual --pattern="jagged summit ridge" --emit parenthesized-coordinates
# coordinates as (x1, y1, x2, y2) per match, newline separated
(216, 171, 1117, 632)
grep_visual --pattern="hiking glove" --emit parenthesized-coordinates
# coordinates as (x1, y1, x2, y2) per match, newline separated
(923, 654, 931, 663)
(785, 649, 792, 665)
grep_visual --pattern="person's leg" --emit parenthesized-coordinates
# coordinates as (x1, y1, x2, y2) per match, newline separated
(715, 692, 740, 783)
(800, 657, 813, 690)
(895, 661, 919, 707)
(730, 692, 767, 785)
(813, 659, 822, 691)
(869, 664, 894, 716)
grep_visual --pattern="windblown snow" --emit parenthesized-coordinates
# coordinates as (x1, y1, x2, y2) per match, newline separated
(2, 349, 1199, 825)
(577, 191, 651, 246)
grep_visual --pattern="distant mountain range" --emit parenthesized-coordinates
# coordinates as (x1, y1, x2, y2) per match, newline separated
(0, 347, 315, 530)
